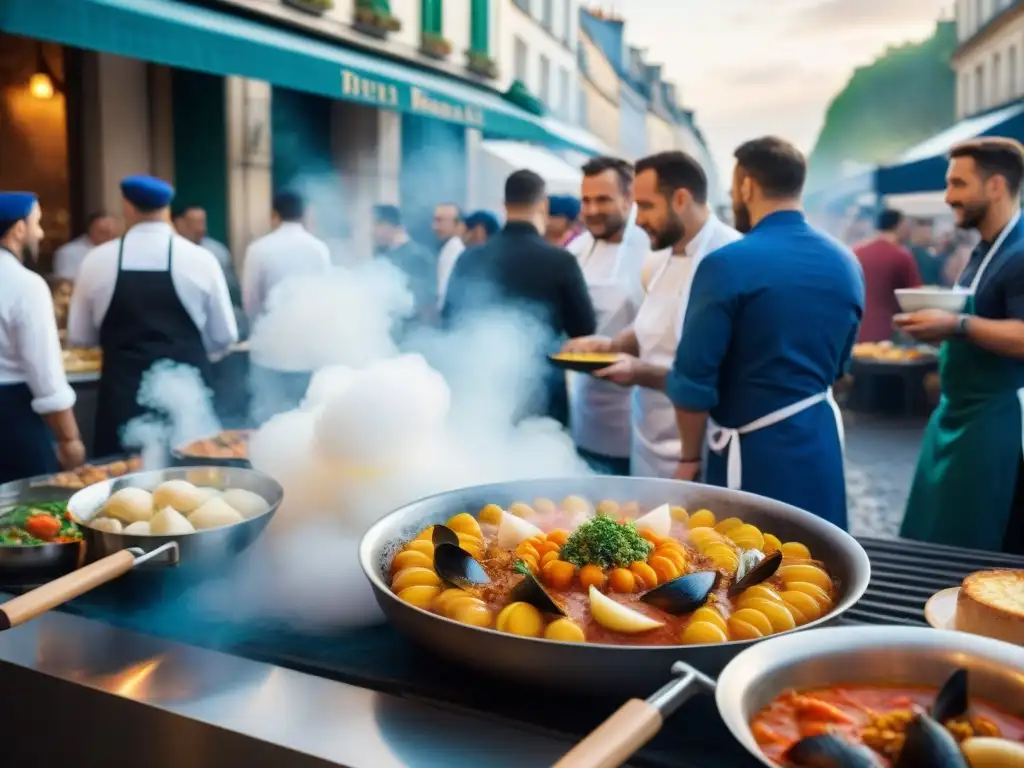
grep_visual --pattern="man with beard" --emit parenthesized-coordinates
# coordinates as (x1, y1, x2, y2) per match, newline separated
(666, 137, 863, 529)
(564, 157, 650, 475)
(896, 137, 1024, 553)
(173, 204, 243, 313)
(0, 192, 84, 480)
(562, 151, 740, 478)
(52, 211, 117, 282)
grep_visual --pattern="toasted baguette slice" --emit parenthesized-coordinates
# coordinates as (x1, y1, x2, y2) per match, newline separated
(956, 570, 1024, 645)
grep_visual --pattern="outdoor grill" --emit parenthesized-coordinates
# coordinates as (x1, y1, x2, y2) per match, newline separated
(0, 534, 1016, 768)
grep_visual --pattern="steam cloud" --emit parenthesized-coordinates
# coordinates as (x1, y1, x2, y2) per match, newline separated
(146, 244, 591, 630)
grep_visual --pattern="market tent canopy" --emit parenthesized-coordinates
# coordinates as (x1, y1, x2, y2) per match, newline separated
(480, 141, 583, 196)
(876, 101, 1024, 195)
(0, 0, 600, 154)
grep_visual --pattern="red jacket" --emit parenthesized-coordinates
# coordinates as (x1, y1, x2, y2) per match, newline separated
(853, 237, 922, 342)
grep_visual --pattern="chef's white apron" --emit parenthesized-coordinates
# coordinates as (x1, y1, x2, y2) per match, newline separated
(630, 252, 699, 478)
(570, 236, 641, 459)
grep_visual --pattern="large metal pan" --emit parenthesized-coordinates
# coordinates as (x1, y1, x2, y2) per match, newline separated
(554, 625, 1024, 767)
(359, 477, 871, 695)
(0, 466, 283, 630)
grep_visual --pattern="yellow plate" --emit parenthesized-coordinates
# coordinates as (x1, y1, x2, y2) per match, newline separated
(924, 587, 959, 631)
(548, 353, 619, 373)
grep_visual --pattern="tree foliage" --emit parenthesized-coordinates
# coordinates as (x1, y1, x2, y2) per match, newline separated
(807, 21, 957, 190)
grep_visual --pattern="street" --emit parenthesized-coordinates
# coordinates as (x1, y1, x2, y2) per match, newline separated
(844, 411, 926, 538)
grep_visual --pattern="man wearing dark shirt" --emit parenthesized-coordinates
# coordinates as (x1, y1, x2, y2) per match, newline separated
(443, 170, 596, 425)
(909, 218, 947, 286)
(854, 209, 922, 342)
(372, 204, 437, 325)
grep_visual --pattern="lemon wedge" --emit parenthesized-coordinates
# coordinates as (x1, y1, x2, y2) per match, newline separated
(588, 585, 665, 634)
(497, 511, 545, 549)
(633, 503, 671, 538)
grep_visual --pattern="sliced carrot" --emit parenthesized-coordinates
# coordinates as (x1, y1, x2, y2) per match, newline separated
(793, 696, 855, 724)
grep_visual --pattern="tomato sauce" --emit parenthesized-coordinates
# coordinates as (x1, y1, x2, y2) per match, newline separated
(751, 685, 1024, 766)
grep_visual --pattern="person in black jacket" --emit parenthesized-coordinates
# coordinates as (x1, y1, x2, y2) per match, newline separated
(373, 204, 437, 325)
(443, 170, 596, 426)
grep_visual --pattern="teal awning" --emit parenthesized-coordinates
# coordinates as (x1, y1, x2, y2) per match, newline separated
(0, 0, 599, 153)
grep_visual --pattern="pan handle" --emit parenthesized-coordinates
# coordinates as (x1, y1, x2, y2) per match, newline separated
(552, 662, 715, 768)
(0, 543, 176, 631)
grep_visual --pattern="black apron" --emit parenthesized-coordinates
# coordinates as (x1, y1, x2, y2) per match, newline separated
(93, 232, 212, 456)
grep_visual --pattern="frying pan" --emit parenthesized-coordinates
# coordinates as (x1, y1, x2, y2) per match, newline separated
(0, 466, 283, 630)
(0, 484, 84, 587)
(552, 625, 1024, 768)
(358, 477, 871, 695)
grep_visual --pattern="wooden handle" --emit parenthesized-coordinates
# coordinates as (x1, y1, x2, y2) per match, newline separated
(0, 550, 137, 630)
(553, 699, 663, 768)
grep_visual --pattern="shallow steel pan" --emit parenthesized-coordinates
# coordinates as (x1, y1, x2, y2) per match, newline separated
(359, 477, 871, 695)
(0, 466, 283, 630)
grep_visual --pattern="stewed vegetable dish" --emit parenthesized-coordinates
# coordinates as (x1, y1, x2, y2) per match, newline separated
(0, 501, 81, 545)
(387, 497, 837, 645)
(176, 430, 252, 460)
(752, 668, 1024, 767)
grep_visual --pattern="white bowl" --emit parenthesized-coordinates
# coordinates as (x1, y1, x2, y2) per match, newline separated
(895, 287, 969, 313)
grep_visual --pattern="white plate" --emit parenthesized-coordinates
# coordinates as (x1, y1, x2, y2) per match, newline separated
(925, 586, 960, 631)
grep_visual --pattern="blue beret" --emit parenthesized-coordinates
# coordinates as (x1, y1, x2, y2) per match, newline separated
(120, 175, 175, 210)
(549, 195, 580, 220)
(464, 210, 500, 235)
(0, 192, 37, 237)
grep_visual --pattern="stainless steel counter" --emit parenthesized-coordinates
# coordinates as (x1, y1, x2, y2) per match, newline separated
(0, 604, 584, 768)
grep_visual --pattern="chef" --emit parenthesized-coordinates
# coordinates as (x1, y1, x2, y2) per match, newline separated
(0, 192, 84, 481)
(666, 137, 863, 529)
(67, 175, 237, 455)
(433, 203, 465, 309)
(563, 151, 740, 478)
(52, 211, 117, 282)
(897, 138, 1024, 553)
(565, 157, 650, 475)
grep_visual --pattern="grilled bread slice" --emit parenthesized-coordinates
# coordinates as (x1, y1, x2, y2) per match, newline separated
(956, 570, 1024, 646)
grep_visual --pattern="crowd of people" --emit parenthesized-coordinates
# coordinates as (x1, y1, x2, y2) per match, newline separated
(1, 134, 1024, 555)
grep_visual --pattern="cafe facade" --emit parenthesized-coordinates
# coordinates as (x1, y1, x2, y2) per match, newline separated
(0, 0, 603, 265)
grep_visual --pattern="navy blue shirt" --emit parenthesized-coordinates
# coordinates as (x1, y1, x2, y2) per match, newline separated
(958, 221, 1024, 321)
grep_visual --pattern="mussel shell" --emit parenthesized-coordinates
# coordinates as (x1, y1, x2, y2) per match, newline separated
(431, 524, 460, 548)
(509, 565, 566, 616)
(433, 542, 490, 587)
(784, 733, 882, 768)
(640, 570, 718, 615)
(893, 713, 968, 768)
(728, 550, 782, 596)
(931, 668, 968, 723)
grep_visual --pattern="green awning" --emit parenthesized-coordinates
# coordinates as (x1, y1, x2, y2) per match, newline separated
(0, 0, 601, 153)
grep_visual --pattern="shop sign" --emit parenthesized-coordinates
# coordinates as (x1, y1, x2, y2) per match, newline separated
(340, 68, 486, 128)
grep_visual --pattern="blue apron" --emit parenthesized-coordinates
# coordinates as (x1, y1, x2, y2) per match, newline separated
(0, 383, 59, 484)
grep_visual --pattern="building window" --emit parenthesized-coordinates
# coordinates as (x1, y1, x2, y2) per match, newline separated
(960, 72, 971, 117)
(469, 0, 489, 53)
(539, 54, 551, 104)
(993, 52, 1002, 103)
(514, 36, 528, 83)
(563, 0, 572, 43)
(542, 0, 553, 31)
(975, 0, 982, 28)
(513, 0, 529, 13)
(558, 66, 570, 119)
(578, 88, 588, 128)
(421, 0, 442, 35)
(975, 63, 986, 111)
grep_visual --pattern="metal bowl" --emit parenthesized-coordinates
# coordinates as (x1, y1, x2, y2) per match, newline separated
(716, 625, 1024, 766)
(69, 466, 283, 572)
(358, 477, 871, 695)
(0, 484, 84, 587)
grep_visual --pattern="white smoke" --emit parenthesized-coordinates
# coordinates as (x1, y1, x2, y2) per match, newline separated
(179, 249, 591, 630)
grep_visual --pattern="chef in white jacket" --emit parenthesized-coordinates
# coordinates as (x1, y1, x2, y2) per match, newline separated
(563, 151, 740, 478)
(566, 157, 650, 475)
(434, 203, 465, 310)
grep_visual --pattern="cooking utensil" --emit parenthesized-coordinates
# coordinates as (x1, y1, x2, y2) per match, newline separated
(0, 484, 84, 587)
(548, 353, 620, 373)
(358, 477, 871, 694)
(169, 429, 254, 469)
(0, 466, 283, 630)
(554, 625, 1024, 768)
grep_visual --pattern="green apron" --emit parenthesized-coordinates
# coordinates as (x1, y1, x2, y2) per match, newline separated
(901, 220, 1024, 552)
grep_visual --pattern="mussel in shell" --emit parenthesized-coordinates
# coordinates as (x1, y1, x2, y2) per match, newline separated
(893, 713, 968, 768)
(433, 542, 490, 587)
(784, 733, 882, 767)
(510, 563, 566, 616)
(431, 524, 459, 548)
(931, 668, 968, 723)
(640, 571, 718, 615)
(728, 550, 782, 596)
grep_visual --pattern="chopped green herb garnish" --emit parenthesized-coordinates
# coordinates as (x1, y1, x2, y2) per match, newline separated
(514, 559, 531, 576)
(559, 516, 653, 569)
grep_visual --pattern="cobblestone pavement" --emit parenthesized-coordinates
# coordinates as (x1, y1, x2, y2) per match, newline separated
(843, 410, 928, 539)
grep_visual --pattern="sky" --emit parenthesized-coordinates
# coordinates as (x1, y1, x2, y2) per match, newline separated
(617, 0, 953, 184)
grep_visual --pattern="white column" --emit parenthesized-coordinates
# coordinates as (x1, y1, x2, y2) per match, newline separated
(225, 77, 273, 271)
